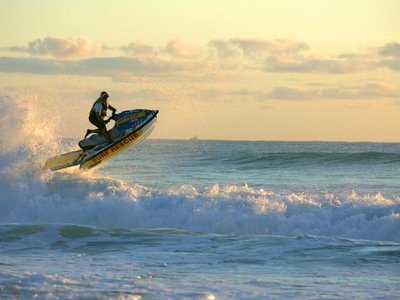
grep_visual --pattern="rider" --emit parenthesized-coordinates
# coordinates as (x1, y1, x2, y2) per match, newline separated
(84, 91, 117, 142)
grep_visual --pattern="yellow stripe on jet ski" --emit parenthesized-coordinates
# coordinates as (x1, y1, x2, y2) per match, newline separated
(80, 129, 143, 170)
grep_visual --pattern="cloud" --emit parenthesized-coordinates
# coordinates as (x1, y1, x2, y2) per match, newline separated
(164, 39, 203, 59)
(258, 41, 400, 74)
(2, 38, 400, 77)
(209, 38, 308, 58)
(121, 39, 203, 59)
(230, 82, 400, 101)
(231, 39, 309, 56)
(208, 40, 237, 59)
(0, 56, 191, 76)
(7, 36, 103, 59)
(377, 42, 400, 71)
(122, 41, 154, 57)
(0, 57, 62, 74)
(209, 38, 375, 74)
(264, 54, 371, 74)
(4, 46, 28, 53)
(379, 42, 400, 57)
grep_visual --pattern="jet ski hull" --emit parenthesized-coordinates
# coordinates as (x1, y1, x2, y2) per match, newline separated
(80, 116, 157, 170)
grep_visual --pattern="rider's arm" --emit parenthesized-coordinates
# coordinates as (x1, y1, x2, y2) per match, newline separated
(108, 104, 117, 114)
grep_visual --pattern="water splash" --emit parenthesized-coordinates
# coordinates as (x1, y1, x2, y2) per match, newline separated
(0, 91, 60, 154)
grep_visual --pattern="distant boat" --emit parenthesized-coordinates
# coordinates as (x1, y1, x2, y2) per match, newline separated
(189, 136, 199, 141)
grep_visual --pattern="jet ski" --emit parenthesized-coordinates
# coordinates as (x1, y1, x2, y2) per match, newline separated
(44, 109, 158, 171)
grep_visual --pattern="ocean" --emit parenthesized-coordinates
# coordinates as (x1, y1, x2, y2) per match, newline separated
(1, 137, 400, 299)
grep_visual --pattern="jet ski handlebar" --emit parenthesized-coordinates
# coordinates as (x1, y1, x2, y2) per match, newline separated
(105, 112, 117, 124)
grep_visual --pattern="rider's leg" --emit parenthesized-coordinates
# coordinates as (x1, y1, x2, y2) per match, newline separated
(100, 127, 112, 143)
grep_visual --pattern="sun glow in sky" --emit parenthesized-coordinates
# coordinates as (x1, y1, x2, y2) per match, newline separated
(1, 0, 399, 141)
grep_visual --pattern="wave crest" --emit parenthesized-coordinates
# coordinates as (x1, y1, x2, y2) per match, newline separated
(1, 167, 399, 242)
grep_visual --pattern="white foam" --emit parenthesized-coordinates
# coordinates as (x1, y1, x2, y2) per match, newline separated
(1, 164, 399, 242)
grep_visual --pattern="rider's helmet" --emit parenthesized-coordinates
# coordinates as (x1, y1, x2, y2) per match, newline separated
(100, 91, 109, 98)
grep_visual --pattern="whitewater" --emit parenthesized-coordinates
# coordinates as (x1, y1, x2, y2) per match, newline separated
(0, 95, 399, 299)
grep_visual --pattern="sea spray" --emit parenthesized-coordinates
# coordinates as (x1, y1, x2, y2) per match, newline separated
(0, 92, 60, 153)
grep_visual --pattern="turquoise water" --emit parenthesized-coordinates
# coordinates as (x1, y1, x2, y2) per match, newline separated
(1, 224, 399, 299)
(104, 140, 400, 191)
(1, 140, 400, 299)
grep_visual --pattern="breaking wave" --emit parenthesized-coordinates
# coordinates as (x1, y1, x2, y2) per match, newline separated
(1, 167, 399, 241)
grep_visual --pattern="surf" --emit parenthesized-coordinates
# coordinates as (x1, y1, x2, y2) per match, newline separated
(1, 167, 399, 241)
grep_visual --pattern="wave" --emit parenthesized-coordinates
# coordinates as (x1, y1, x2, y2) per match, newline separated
(1, 223, 399, 265)
(1, 165, 399, 241)
(1, 223, 399, 300)
(219, 151, 400, 168)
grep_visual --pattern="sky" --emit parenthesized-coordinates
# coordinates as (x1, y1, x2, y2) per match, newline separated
(0, 0, 399, 141)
